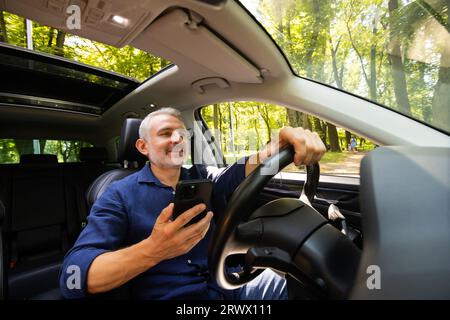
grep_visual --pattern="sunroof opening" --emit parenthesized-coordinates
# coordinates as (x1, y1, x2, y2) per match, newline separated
(0, 10, 174, 115)
(0, 43, 139, 114)
(0, 11, 171, 82)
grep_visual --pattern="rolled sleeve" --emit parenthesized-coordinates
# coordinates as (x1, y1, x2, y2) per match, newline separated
(59, 247, 108, 299)
(59, 182, 128, 299)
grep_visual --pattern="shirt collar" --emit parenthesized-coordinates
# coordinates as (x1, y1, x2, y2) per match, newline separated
(137, 163, 192, 186)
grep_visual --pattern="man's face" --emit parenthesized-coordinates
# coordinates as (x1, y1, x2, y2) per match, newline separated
(144, 114, 190, 168)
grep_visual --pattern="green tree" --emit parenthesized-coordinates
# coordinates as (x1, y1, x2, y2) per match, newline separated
(0, 11, 8, 42)
(1, 11, 168, 81)
(388, 0, 411, 116)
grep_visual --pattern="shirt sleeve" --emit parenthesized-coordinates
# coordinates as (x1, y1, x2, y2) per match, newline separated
(201, 156, 249, 215)
(59, 182, 128, 299)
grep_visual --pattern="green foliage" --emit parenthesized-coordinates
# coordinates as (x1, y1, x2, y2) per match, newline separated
(201, 102, 289, 156)
(246, 0, 449, 133)
(0, 139, 19, 163)
(201, 102, 376, 170)
(0, 139, 93, 164)
(0, 11, 168, 81)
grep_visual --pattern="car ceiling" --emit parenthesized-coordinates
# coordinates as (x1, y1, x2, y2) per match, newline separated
(0, 0, 291, 145)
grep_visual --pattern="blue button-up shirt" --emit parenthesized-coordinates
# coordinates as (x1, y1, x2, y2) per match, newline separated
(59, 159, 247, 299)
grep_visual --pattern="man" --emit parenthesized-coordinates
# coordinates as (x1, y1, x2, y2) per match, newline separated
(59, 107, 326, 299)
(350, 137, 357, 152)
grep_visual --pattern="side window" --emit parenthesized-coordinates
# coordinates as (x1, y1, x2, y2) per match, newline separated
(0, 139, 93, 164)
(201, 103, 376, 177)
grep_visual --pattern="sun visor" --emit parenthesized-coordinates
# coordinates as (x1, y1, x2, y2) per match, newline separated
(143, 9, 263, 84)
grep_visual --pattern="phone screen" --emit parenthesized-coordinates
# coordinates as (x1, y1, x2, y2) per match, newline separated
(172, 179, 213, 226)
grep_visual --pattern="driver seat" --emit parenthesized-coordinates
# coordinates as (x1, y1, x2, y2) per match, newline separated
(86, 118, 146, 210)
(83, 118, 146, 299)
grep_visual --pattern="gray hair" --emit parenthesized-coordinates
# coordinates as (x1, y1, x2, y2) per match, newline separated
(139, 107, 184, 141)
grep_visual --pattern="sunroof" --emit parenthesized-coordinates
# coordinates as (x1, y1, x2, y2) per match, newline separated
(0, 43, 139, 115)
(0, 11, 172, 82)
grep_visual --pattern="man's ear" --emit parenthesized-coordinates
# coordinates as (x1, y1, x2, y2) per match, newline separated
(135, 138, 149, 157)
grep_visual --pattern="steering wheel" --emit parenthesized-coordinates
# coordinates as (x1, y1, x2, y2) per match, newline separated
(208, 147, 361, 299)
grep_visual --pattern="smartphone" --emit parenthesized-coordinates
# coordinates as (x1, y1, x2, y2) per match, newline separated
(172, 179, 213, 226)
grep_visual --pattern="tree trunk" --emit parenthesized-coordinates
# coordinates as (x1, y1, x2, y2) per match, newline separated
(48, 27, 55, 47)
(388, 0, 411, 115)
(213, 104, 220, 145)
(305, 31, 319, 79)
(312, 117, 326, 143)
(218, 105, 224, 152)
(369, 41, 377, 100)
(418, 62, 432, 122)
(23, 18, 27, 47)
(0, 11, 8, 43)
(39, 140, 47, 154)
(227, 104, 234, 155)
(330, 38, 343, 88)
(302, 114, 311, 130)
(286, 109, 298, 127)
(258, 105, 272, 142)
(287, 109, 303, 127)
(431, 0, 450, 130)
(55, 30, 66, 56)
(57, 142, 66, 162)
(327, 124, 340, 151)
(252, 117, 261, 150)
(432, 60, 450, 130)
(304, 1, 322, 79)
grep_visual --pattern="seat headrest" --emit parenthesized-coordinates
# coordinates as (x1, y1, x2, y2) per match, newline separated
(79, 147, 108, 162)
(118, 118, 147, 164)
(20, 154, 58, 165)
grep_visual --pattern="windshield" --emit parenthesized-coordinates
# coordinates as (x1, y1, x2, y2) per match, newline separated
(239, 0, 450, 135)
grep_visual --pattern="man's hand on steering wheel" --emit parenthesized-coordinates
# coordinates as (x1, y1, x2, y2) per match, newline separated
(277, 127, 327, 166)
(245, 127, 326, 178)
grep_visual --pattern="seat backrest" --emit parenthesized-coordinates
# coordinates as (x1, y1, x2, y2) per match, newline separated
(62, 147, 112, 236)
(79, 147, 108, 164)
(11, 154, 68, 264)
(86, 118, 146, 209)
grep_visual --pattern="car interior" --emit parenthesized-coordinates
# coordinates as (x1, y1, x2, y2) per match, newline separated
(0, 0, 449, 300)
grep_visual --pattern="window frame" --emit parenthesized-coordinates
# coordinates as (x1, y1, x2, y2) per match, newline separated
(197, 103, 373, 179)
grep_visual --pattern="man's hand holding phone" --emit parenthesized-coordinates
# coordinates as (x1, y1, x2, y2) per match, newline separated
(142, 203, 213, 265)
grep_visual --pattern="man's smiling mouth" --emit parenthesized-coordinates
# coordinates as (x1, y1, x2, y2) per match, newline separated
(166, 146, 184, 157)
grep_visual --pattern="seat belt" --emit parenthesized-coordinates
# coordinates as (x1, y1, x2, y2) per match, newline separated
(75, 183, 88, 229)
